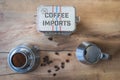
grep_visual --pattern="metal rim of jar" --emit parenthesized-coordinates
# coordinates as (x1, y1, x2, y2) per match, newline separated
(7, 44, 40, 73)
(76, 42, 104, 64)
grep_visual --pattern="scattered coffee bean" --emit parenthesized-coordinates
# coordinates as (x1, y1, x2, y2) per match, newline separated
(43, 56, 49, 60)
(41, 63, 44, 66)
(47, 60, 53, 65)
(55, 52, 59, 55)
(53, 73, 56, 76)
(48, 37, 53, 41)
(41, 63, 46, 66)
(42, 55, 53, 65)
(66, 59, 70, 63)
(43, 56, 53, 65)
(61, 62, 65, 65)
(43, 56, 49, 62)
(67, 53, 72, 56)
(61, 62, 65, 69)
(61, 65, 64, 69)
(54, 65, 58, 68)
(54, 65, 60, 71)
(48, 70, 51, 73)
(56, 68, 60, 71)
(49, 60, 53, 63)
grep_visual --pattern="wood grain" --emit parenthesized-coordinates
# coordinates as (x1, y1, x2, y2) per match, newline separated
(0, 0, 120, 80)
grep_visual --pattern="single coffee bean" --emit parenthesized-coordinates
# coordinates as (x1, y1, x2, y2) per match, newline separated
(61, 65, 64, 69)
(48, 37, 53, 41)
(61, 62, 65, 65)
(67, 53, 72, 56)
(66, 59, 70, 63)
(48, 70, 51, 73)
(53, 73, 56, 76)
(55, 52, 59, 55)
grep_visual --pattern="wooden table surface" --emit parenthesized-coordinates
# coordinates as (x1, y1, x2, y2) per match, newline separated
(0, 0, 120, 80)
